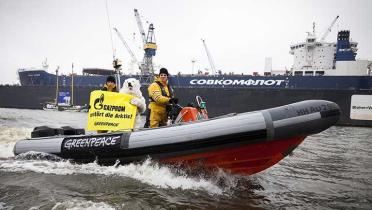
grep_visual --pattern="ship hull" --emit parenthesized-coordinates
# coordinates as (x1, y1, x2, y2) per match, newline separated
(1, 85, 371, 127)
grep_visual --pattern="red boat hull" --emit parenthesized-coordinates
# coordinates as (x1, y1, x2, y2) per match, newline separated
(162, 136, 306, 175)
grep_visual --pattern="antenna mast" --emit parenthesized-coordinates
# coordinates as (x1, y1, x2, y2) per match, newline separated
(104, 0, 121, 89)
(71, 63, 74, 106)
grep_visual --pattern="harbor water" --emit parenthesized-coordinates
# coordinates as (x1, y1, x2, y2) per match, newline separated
(0, 108, 371, 209)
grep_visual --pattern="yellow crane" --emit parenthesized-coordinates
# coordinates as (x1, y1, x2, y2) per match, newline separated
(134, 9, 157, 76)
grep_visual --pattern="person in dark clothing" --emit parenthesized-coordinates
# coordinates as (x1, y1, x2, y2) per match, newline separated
(97, 75, 118, 133)
(102, 75, 118, 92)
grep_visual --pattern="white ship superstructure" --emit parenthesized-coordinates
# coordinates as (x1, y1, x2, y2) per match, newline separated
(289, 17, 371, 76)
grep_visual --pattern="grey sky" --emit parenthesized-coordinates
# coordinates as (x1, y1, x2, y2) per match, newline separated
(0, 0, 371, 84)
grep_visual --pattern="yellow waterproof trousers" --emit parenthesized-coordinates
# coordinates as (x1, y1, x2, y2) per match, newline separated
(149, 108, 168, 128)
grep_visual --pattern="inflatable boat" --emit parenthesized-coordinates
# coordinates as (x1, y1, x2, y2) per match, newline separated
(14, 100, 340, 175)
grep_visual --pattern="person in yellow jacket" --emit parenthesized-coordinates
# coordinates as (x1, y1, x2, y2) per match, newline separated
(146, 68, 178, 128)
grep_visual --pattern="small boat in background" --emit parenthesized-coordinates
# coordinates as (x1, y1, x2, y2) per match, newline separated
(43, 102, 88, 112)
(14, 100, 340, 176)
(43, 64, 88, 112)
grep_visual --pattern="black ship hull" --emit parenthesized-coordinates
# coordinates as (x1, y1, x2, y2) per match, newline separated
(1, 85, 371, 127)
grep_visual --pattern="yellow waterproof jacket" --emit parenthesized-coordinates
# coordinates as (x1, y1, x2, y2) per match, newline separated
(148, 77, 172, 112)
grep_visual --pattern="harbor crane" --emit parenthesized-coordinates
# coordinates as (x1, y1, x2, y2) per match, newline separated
(143, 23, 157, 75)
(320, 15, 339, 42)
(113, 27, 140, 71)
(134, 8, 147, 45)
(134, 8, 157, 76)
(202, 39, 217, 75)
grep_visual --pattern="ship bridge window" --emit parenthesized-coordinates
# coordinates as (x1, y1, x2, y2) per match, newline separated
(294, 71, 303, 76)
(305, 71, 313, 76)
(315, 71, 324, 76)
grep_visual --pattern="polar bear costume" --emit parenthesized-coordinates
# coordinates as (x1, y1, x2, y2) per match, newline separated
(119, 78, 146, 129)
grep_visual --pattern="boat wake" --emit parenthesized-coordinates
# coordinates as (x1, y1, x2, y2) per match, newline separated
(51, 199, 115, 210)
(0, 116, 243, 196)
(0, 156, 241, 195)
(14, 151, 63, 161)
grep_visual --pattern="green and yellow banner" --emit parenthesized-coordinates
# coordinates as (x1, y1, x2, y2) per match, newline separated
(87, 90, 137, 131)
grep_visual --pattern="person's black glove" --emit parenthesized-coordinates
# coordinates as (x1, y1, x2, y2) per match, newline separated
(169, 97, 178, 104)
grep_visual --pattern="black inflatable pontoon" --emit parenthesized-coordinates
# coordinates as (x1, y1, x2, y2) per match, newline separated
(14, 100, 340, 175)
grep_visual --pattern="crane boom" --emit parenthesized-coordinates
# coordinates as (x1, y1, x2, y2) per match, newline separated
(134, 8, 147, 44)
(113, 27, 138, 64)
(320, 15, 339, 42)
(202, 39, 216, 75)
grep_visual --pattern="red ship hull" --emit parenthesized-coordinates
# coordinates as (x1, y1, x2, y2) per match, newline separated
(163, 136, 306, 175)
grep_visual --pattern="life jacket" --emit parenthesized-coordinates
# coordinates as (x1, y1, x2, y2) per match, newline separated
(149, 81, 174, 103)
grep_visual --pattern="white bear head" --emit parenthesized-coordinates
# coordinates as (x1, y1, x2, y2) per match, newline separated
(120, 78, 142, 97)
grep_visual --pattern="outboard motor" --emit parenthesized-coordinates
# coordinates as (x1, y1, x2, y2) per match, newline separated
(196, 96, 208, 119)
(171, 96, 209, 124)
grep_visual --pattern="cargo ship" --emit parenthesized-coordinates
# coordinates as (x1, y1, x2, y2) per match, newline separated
(1, 27, 372, 126)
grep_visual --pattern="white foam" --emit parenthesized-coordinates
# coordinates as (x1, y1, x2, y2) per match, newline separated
(0, 202, 14, 210)
(0, 158, 223, 194)
(0, 142, 15, 158)
(15, 151, 62, 161)
(0, 125, 32, 158)
(51, 199, 115, 210)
